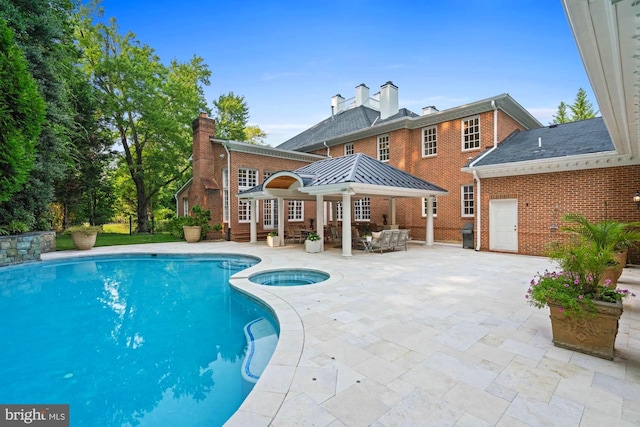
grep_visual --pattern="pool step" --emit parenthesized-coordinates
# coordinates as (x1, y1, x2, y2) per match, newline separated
(241, 317, 278, 383)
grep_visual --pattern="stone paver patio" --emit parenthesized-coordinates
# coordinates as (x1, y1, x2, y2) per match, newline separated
(43, 241, 640, 426)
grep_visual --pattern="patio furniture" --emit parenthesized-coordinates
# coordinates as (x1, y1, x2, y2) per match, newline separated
(370, 229, 394, 253)
(396, 229, 409, 251)
(285, 227, 303, 244)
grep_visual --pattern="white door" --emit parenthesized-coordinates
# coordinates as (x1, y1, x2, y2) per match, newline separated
(489, 199, 518, 252)
(263, 199, 278, 229)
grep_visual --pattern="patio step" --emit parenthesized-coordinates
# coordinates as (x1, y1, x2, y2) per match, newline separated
(241, 317, 278, 383)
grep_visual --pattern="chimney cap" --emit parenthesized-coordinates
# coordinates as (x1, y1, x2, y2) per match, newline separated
(333, 93, 343, 98)
(381, 81, 397, 89)
(199, 112, 208, 118)
(356, 83, 369, 88)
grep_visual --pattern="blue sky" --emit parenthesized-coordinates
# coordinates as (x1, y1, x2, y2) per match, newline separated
(100, 0, 595, 147)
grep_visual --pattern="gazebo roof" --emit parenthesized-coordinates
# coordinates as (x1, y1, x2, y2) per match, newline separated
(239, 153, 448, 200)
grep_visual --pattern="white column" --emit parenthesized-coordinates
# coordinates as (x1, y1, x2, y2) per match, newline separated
(332, 201, 338, 226)
(250, 199, 257, 243)
(341, 191, 353, 257)
(426, 196, 434, 246)
(277, 198, 285, 246)
(390, 198, 397, 228)
(316, 195, 324, 251)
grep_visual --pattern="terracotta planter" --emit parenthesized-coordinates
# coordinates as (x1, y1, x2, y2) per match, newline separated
(599, 265, 623, 288)
(612, 249, 628, 268)
(267, 235, 281, 247)
(548, 300, 623, 360)
(183, 226, 202, 243)
(305, 239, 322, 253)
(70, 231, 97, 250)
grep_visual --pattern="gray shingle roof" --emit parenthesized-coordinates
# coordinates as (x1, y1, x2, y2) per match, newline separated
(296, 153, 447, 192)
(276, 106, 417, 152)
(469, 117, 613, 167)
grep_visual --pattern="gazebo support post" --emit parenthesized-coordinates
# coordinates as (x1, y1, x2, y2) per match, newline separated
(277, 197, 285, 246)
(250, 199, 257, 243)
(316, 195, 324, 251)
(426, 196, 434, 246)
(341, 190, 353, 257)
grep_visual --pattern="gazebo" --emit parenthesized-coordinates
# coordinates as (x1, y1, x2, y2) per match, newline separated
(238, 153, 448, 256)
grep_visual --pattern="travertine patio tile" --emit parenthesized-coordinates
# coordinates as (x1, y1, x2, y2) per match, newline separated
(289, 365, 337, 403)
(424, 351, 498, 389)
(224, 410, 271, 427)
(272, 392, 336, 427)
(433, 323, 492, 351)
(493, 358, 560, 402)
(399, 363, 458, 397)
(554, 376, 623, 415)
(322, 382, 391, 426)
(593, 371, 640, 400)
(569, 351, 627, 379)
(504, 394, 583, 427)
(314, 336, 374, 367)
(453, 413, 493, 427)
(485, 382, 518, 402)
(444, 382, 510, 424)
(497, 339, 547, 362)
(364, 339, 411, 362)
(374, 389, 464, 427)
(353, 354, 408, 385)
(467, 341, 516, 367)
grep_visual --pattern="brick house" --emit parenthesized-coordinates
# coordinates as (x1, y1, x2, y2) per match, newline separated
(177, 82, 542, 245)
(463, 117, 640, 258)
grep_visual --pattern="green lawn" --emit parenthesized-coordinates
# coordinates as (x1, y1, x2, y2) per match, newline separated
(56, 232, 182, 251)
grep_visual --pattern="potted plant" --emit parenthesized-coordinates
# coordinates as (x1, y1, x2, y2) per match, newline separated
(67, 225, 103, 250)
(561, 214, 640, 287)
(267, 230, 281, 247)
(305, 231, 322, 253)
(183, 205, 211, 243)
(527, 225, 636, 359)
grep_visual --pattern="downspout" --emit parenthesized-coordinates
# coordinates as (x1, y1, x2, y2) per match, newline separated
(323, 141, 330, 157)
(223, 143, 231, 240)
(468, 100, 498, 251)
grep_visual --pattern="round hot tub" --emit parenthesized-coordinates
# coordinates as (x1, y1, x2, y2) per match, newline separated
(249, 269, 329, 286)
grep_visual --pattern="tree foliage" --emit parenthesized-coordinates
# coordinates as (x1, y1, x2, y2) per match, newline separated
(213, 92, 268, 144)
(551, 88, 597, 124)
(0, 0, 77, 230)
(76, 8, 211, 232)
(0, 18, 45, 203)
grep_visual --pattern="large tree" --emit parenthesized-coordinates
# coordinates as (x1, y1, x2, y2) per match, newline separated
(213, 92, 268, 144)
(76, 10, 211, 232)
(0, 18, 45, 204)
(0, 0, 77, 229)
(551, 88, 597, 124)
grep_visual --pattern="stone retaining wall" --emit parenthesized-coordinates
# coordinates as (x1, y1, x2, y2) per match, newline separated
(0, 231, 57, 267)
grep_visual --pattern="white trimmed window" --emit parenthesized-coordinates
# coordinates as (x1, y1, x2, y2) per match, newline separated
(354, 197, 370, 221)
(182, 198, 189, 217)
(377, 135, 389, 162)
(288, 200, 304, 222)
(238, 200, 251, 223)
(238, 168, 257, 190)
(222, 168, 229, 223)
(422, 197, 437, 217)
(462, 185, 474, 217)
(328, 201, 343, 221)
(345, 143, 354, 156)
(462, 116, 480, 151)
(422, 126, 437, 157)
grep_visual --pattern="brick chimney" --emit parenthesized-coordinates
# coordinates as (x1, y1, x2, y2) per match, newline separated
(355, 83, 370, 107)
(379, 81, 399, 120)
(191, 112, 216, 208)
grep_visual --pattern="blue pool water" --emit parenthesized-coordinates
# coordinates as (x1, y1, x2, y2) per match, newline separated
(250, 269, 329, 286)
(0, 254, 278, 426)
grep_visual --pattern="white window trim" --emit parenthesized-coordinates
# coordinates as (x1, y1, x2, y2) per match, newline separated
(354, 197, 371, 222)
(238, 168, 258, 191)
(461, 185, 475, 217)
(422, 126, 437, 157)
(222, 168, 229, 223)
(461, 116, 481, 152)
(377, 134, 390, 162)
(288, 200, 304, 222)
(421, 197, 437, 217)
(238, 199, 253, 223)
(344, 143, 354, 156)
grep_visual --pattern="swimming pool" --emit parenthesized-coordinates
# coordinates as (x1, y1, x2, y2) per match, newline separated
(0, 254, 277, 426)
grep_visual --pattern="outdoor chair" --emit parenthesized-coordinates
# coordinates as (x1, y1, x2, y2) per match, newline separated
(286, 227, 303, 244)
(370, 229, 393, 253)
(389, 230, 400, 250)
(396, 229, 409, 251)
(329, 226, 342, 245)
